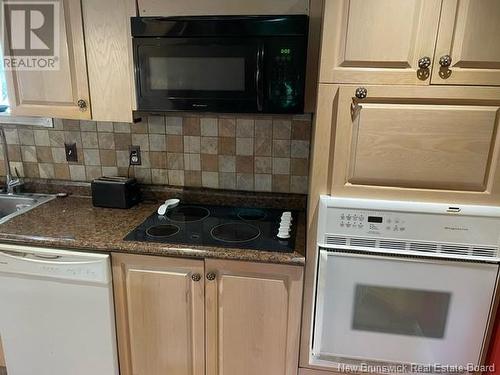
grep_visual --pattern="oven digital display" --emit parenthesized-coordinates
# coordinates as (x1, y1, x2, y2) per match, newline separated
(368, 216, 383, 223)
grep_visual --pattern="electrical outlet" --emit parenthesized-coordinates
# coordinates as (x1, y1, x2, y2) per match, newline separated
(65, 143, 78, 162)
(129, 145, 141, 166)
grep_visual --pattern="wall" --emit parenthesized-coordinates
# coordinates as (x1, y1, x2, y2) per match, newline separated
(0, 113, 312, 194)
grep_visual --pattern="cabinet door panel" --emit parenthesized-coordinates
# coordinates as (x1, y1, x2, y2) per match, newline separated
(4, 0, 90, 119)
(321, 84, 500, 204)
(350, 104, 497, 190)
(112, 253, 205, 375)
(320, 0, 441, 85)
(432, 0, 500, 85)
(205, 259, 303, 375)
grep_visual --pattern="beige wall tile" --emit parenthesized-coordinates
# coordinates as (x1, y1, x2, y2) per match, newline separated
(236, 119, 254, 137)
(148, 116, 166, 134)
(184, 153, 201, 171)
(201, 118, 218, 136)
(131, 120, 148, 134)
(290, 175, 308, 194)
(255, 156, 272, 174)
(272, 157, 290, 175)
(183, 117, 200, 136)
(272, 119, 291, 140)
(21, 146, 37, 162)
(151, 168, 168, 184)
(272, 139, 291, 157)
(102, 166, 119, 177)
(255, 119, 272, 138)
(166, 135, 183, 153)
(52, 148, 66, 164)
(236, 173, 253, 191)
(218, 155, 235, 173)
(114, 122, 131, 133)
(64, 131, 82, 149)
(34, 130, 50, 146)
(83, 149, 101, 166)
(184, 170, 201, 187)
(97, 121, 114, 132)
(168, 170, 184, 186)
(69, 165, 86, 181)
(114, 133, 131, 150)
(49, 131, 65, 147)
(236, 138, 253, 156)
(167, 153, 184, 169)
(4, 128, 19, 145)
(218, 118, 235, 137)
(39, 163, 55, 179)
(100, 150, 117, 167)
(200, 137, 218, 154)
(7, 145, 21, 162)
(219, 172, 235, 189)
(23, 162, 40, 178)
(202, 171, 219, 188)
(132, 134, 149, 151)
(134, 167, 151, 183)
(150, 152, 167, 169)
(80, 120, 97, 132)
(98, 133, 115, 149)
(36, 147, 53, 163)
(82, 132, 99, 149)
(255, 174, 272, 192)
(184, 136, 200, 153)
(166, 117, 183, 135)
(54, 164, 70, 179)
(19, 129, 35, 145)
(218, 137, 235, 155)
(116, 150, 130, 167)
(63, 119, 80, 131)
(290, 140, 310, 158)
(149, 134, 167, 151)
(254, 136, 271, 156)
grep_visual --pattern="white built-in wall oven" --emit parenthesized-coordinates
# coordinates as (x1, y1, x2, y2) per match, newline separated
(311, 196, 500, 369)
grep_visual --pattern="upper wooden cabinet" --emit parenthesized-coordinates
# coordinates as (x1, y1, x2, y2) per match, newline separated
(432, 0, 500, 86)
(320, 0, 500, 87)
(112, 253, 205, 375)
(318, 84, 500, 204)
(205, 259, 303, 375)
(319, 0, 442, 85)
(138, 0, 309, 16)
(4, 0, 91, 119)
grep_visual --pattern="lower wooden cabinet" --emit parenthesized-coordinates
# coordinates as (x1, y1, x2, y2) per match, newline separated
(316, 84, 500, 204)
(112, 253, 303, 375)
(112, 253, 205, 375)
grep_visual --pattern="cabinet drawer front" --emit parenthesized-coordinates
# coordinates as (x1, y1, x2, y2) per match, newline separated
(350, 103, 499, 191)
(320, 0, 441, 85)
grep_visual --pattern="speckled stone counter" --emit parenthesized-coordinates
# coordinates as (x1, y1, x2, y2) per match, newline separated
(0, 189, 306, 266)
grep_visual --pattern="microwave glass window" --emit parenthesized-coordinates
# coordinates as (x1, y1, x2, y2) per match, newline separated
(149, 57, 245, 91)
(352, 285, 451, 338)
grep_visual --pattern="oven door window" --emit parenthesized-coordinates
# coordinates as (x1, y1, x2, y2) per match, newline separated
(352, 285, 450, 338)
(134, 38, 260, 111)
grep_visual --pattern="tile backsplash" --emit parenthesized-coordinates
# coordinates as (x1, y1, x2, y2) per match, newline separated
(0, 113, 312, 194)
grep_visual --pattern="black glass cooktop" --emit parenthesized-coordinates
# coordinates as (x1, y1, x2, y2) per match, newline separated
(124, 203, 297, 252)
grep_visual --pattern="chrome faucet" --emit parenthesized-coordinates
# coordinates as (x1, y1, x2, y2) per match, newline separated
(0, 126, 22, 194)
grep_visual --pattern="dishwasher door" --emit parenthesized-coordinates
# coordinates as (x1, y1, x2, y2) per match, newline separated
(0, 245, 119, 375)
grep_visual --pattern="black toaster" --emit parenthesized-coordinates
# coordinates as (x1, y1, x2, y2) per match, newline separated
(91, 176, 141, 209)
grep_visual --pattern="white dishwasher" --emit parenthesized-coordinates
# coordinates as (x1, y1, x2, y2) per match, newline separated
(0, 244, 119, 375)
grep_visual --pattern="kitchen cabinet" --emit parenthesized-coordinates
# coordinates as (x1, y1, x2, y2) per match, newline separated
(112, 253, 303, 375)
(138, 0, 309, 16)
(205, 259, 303, 375)
(317, 84, 500, 204)
(112, 253, 205, 375)
(320, 0, 500, 87)
(431, 0, 500, 86)
(4, 0, 91, 119)
(319, 0, 442, 85)
(4, 0, 135, 122)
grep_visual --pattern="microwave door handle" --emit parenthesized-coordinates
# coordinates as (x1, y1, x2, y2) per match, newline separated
(255, 46, 264, 111)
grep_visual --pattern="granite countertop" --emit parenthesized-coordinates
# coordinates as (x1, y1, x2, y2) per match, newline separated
(0, 188, 306, 266)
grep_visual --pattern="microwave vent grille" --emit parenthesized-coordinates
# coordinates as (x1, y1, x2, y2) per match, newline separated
(323, 234, 498, 260)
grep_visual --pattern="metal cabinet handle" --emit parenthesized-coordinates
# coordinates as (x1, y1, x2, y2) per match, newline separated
(417, 56, 431, 69)
(77, 99, 88, 111)
(191, 273, 201, 282)
(355, 87, 367, 99)
(206, 272, 216, 281)
(439, 55, 452, 67)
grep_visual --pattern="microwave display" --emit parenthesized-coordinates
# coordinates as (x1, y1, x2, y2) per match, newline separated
(131, 15, 308, 114)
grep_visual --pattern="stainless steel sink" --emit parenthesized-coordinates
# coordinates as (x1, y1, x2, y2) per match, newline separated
(0, 193, 55, 224)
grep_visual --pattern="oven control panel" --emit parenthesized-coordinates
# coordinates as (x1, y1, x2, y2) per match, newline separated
(339, 212, 406, 233)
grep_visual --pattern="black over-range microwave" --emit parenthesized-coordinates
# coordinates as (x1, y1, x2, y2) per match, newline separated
(131, 15, 308, 114)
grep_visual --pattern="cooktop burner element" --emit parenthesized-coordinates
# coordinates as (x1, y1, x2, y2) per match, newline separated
(166, 205, 210, 222)
(237, 208, 267, 221)
(211, 222, 261, 243)
(146, 224, 180, 238)
(124, 203, 297, 252)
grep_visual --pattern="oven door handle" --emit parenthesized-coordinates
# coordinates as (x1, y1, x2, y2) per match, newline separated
(255, 45, 264, 112)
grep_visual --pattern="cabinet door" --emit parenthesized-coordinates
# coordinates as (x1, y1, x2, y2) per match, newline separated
(4, 0, 90, 119)
(432, 0, 500, 86)
(319, 0, 442, 85)
(112, 253, 205, 375)
(0, 335, 4, 367)
(205, 259, 303, 375)
(320, 84, 500, 204)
